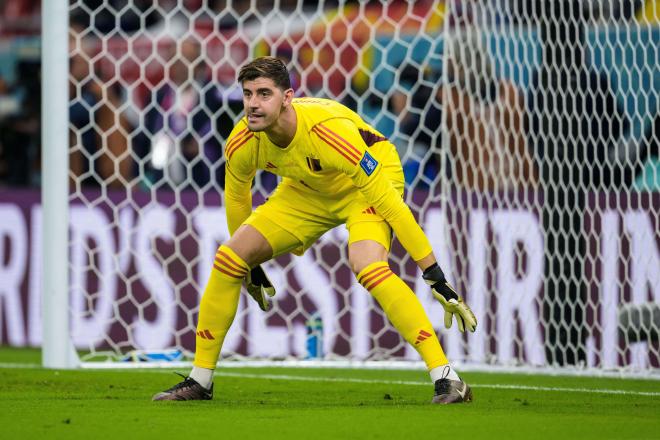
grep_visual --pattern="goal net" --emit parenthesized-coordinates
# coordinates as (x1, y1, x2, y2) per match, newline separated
(54, 0, 659, 374)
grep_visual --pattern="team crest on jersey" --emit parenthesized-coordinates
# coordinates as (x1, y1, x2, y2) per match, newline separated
(305, 157, 322, 172)
(360, 152, 378, 176)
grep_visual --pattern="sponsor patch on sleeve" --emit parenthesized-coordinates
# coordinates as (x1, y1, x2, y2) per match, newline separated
(360, 151, 378, 176)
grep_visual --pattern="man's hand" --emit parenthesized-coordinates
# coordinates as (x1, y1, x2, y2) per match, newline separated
(422, 263, 477, 333)
(245, 265, 276, 311)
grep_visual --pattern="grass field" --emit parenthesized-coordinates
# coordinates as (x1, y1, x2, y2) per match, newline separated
(1, 347, 659, 439)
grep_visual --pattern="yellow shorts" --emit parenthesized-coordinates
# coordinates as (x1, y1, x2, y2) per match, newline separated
(243, 179, 403, 257)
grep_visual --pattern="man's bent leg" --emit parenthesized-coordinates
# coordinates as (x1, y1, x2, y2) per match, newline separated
(194, 225, 273, 370)
(350, 240, 449, 371)
(225, 224, 275, 266)
(193, 245, 249, 369)
(349, 225, 471, 403)
(153, 243, 250, 401)
(348, 220, 449, 370)
(153, 226, 273, 401)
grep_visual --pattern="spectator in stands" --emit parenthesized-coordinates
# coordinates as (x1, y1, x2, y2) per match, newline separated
(605, 111, 660, 190)
(0, 75, 12, 184)
(505, 0, 647, 23)
(0, 63, 41, 187)
(0, 0, 42, 187)
(71, 0, 162, 34)
(525, 1, 629, 366)
(389, 64, 442, 187)
(69, 25, 132, 188)
(637, 0, 660, 23)
(444, 32, 536, 192)
(631, 111, 660, 190)
(133, 37, 224, 190)
(0, 0, 40, 36)
(391, 32, 536, 192)
(527, 39, 627, 190)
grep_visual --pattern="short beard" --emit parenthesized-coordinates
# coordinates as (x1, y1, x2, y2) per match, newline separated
(247, 117, 269, 132)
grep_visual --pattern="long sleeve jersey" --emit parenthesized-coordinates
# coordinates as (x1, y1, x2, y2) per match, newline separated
(224, 97, 433, 261)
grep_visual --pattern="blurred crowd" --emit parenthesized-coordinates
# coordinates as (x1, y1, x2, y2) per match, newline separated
(0, 0, 658, 192)
(386, 0, 659, 192)
(0, 0, 40, 185)
(1, 1, 657, 368)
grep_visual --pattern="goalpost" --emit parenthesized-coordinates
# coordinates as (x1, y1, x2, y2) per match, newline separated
(42, 0, 76, 369)
(43, 0, 660, 375)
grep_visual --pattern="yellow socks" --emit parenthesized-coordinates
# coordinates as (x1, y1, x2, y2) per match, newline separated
(357, 261, 448, 370)
(193, 250, 448, 373)
(193, 245, 249, 369)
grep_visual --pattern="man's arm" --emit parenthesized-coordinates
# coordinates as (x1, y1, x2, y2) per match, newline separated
(225, 165, 276, 311)
(353, 158, 477, 332)
(223, 126, 276, 311)
(314, 118, 477, 332)
(314, 120, 433, 264)
(354, 168, 434, 264)
(357, 165, 476, 332)
(224, 165, 254, 235)
(223, 126, 257, 235)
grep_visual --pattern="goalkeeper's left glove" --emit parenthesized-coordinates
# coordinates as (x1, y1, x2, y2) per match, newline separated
(245, 265, 276, 311)
(422, 263, 477, 333)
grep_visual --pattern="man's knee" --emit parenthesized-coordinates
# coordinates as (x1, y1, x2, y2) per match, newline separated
(350, 259, 377, 275)
(223, 225, 273, 267)
(348, 240, 389, 274)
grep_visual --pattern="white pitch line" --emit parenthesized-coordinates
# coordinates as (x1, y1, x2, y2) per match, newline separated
(0, 362, 41, 369)
(2, 363, 658, 397)
(214, 371, 660, 397)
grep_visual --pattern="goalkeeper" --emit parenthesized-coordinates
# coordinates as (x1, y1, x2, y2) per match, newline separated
(153, 57, 477, 404)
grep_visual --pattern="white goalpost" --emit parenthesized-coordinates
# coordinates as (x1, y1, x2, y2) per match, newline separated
(42, 0, 78, 369)
(42, 0, 660, 376)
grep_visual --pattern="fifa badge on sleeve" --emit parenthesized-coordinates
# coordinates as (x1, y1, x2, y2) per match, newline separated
(360, 151, 378, 176)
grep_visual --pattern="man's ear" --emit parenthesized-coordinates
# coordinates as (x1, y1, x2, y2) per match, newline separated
(282, 88, 294, 106)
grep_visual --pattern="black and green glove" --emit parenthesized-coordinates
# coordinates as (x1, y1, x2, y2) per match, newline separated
(422, 263, 477, 333)
(245, 265, 276, 311)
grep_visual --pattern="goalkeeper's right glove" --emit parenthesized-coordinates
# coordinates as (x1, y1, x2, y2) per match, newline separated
(422, 263, 477, 333)
(245, 265, 276, 311)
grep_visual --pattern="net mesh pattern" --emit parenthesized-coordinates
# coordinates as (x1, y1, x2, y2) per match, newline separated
(66, 0, 659, 372)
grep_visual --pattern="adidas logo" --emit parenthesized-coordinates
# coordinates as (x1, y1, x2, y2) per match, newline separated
(361, 207, 376, 215)
(456, 382, 467, 400)
(266, 162, 277, 169)
(197, 329, 215, 340)
(414, 329, 432, 345)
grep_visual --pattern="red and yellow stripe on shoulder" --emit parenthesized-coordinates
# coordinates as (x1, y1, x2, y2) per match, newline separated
(225, 127, 255, 161)
(312, 122, 362, 165)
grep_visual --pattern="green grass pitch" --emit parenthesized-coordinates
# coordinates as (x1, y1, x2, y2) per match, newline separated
(1, 347, 659, 440)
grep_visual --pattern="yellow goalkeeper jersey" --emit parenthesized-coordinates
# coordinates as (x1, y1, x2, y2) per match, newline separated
(224, 97, 433, 261)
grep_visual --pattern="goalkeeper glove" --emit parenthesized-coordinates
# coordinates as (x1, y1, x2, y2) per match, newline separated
(245, 265, 276, 311)
(422, 263, 477, 333)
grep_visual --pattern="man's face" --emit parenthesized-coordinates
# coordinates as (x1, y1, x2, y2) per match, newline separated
(242, 77, 290, 131)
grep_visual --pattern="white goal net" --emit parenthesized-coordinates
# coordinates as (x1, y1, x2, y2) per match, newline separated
(54, 0, 659, 373)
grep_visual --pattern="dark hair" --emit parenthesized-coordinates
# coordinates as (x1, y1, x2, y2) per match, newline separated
(238, 56, 291, 90)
